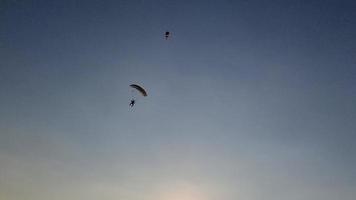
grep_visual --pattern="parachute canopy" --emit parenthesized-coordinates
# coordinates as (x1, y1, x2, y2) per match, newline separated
(130, 84, 147, 96)
(165, 31, 170, 39)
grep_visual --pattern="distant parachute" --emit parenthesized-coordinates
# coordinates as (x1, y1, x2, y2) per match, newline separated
(165, 31, 170, 40)
(130, 84, 147, 96)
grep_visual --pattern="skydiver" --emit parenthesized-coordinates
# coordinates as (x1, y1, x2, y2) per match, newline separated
(129, 99, 135, 107)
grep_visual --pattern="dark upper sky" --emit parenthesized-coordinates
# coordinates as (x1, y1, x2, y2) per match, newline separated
(1, 0, 356, 200)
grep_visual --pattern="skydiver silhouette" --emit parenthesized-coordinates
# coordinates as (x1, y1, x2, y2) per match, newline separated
(129, 99, 135, 107)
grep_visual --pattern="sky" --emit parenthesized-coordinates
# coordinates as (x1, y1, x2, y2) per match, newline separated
(1, 0, 356, 199)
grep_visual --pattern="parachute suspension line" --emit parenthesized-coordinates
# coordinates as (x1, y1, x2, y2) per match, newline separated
(130, 89, 136, 101)
(130, 89, 134, 97)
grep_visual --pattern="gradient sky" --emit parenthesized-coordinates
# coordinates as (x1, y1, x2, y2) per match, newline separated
(1, 0, 356, 200)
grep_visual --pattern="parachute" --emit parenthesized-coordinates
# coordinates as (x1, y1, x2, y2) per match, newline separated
(130, 84, 147, 96)
(165, 31, 170, 40)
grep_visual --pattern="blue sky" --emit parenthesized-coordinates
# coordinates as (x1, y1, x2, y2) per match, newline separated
(1, 0, 356, 199)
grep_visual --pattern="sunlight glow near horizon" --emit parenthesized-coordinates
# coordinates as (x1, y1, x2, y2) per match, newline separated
(156, 182, 207, 200)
